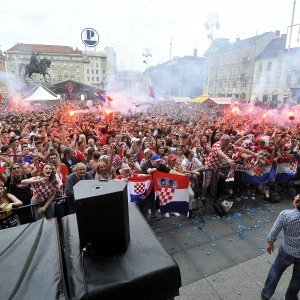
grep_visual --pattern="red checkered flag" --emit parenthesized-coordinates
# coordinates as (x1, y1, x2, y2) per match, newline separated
(134, 182, 146, 194)
(157, 186, 175, 206)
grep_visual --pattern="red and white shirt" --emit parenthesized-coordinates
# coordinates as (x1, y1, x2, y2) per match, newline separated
(205, 142, 237, 171)
(31, 176, 58, 202)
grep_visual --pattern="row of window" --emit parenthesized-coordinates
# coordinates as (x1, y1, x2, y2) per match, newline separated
(256, 75, 300, 86)
(257, 61, 294, 72)
(86, 69, 105, 74)
(218, 50, 250, 64)
(86, 77, 101, 82)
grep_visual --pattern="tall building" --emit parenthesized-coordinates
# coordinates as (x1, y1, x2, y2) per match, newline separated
(82, 47, 116, 89)
(204, 32, 278, 100)
(4, 43, 116, 92)
(5, 43, 84, 83)
(148, 53, 205, 97)
(0, 50, 6, 97)
(252, 34, 300, 104)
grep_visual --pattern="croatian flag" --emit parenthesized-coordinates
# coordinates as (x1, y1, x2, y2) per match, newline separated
(94, 92, 107, 102)
(153, 171, 189, 216)
(127, 175, 153, 204)
(276, 155, 297, 183)
(240, 165, 275, 185)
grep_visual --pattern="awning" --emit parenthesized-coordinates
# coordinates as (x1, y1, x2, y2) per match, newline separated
(188, 94, 210, 103)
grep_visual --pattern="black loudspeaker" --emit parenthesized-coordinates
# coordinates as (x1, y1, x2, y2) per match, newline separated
(74, 180, 130, 256)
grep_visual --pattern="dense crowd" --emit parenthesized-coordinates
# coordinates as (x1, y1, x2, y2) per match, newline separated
(0, 100, 300, 229)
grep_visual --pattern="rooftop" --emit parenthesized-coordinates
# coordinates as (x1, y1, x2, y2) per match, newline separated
(6, 43, 82, 55)
(256, 35, 300, 59)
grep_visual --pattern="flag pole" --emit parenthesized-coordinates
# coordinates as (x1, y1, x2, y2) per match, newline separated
(288, 0, 296, 52)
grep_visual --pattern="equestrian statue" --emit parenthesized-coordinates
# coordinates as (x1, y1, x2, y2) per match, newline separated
(18, 52, 52, 82)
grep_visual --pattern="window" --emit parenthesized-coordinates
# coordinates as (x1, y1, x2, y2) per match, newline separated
(92, 77, 94, 81)
(258, 63, 263, 72)
(219, 82, 222, 88)
(87, 77, 90, 81)
(92, 70, 94, 74)
(96, 70, 98, 74)
(266, 75, 270, 86)
(87, 69, 89, 74)
(232, 81, 236, 88)
(286, 75, 291, 85)
(58, 75, 62, 81)
(277, 62, 282, 71)
(102, 69, 106, 74)
(267, 61, 272, 71)
(275, 76, 280, 85)
(64, 74, 68, 79)
(241, 80, 247, 87)
(96, 77, 99, 81)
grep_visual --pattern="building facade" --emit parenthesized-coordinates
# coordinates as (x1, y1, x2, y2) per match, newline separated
(5, 43, 84, 83)
(252, 35, 300, 105)
(0, 50, 6, 97)
(3, 43, 116, 92)
(83, 47, 116, 89)
(204, 32, 278, 100)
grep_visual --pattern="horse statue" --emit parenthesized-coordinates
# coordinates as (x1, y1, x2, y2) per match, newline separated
(18, 58, 52, 83)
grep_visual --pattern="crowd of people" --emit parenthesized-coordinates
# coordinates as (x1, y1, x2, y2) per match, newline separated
(0, 100, 300, 229)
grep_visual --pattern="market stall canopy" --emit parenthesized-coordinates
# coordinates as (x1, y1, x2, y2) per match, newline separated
(22, 84, 60, 101)
(188, 94, 210, 103)
(210, 97, 232, 105)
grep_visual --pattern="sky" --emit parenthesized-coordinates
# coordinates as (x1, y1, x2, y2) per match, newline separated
(1, 0, 299, 71)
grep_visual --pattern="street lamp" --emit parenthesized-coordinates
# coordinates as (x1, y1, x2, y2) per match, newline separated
(205, 13, 220, 95)
(143, 48, 152, 95)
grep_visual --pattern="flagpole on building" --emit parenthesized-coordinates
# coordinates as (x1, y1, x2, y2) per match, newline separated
(288, 0, 297, 52)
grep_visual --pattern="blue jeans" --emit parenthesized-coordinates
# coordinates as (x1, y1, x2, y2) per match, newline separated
(262, 247, 300, 300)
(31, 200, 54, 221)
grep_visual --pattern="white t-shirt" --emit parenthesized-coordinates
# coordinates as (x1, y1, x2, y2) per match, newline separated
(182, 157, 203, 171)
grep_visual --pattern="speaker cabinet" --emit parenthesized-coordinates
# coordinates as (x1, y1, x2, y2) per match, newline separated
(74, 180, 130, 256)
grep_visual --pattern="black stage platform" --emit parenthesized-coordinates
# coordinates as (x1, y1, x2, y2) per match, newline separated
(0, 203, 181, 300)
(63, 203, 181, 300)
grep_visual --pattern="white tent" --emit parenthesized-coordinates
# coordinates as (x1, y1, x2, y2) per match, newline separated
(22, 84, 60, 102)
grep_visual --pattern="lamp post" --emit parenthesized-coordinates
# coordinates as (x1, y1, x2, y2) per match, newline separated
(143, 48, 152, 95)
(205, 13, 220, 95)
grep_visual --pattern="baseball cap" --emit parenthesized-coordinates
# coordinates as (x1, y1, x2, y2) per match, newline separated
(151, 154, 161, 161)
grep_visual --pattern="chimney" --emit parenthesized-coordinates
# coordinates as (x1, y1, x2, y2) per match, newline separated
(275, 30, 280, 37)
(193, 48, 197, 57)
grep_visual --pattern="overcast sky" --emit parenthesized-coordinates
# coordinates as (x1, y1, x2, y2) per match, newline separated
(1, 0, 299, 71)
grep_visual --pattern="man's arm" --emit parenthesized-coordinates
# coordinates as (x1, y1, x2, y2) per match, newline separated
(66, 175, 75, 197)
(266, 211, 284, 254)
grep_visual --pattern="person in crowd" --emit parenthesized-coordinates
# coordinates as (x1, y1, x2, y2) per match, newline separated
(21, 164, 58, 220)
(65, 163, 93, 214)
(61, 147, 78, 174)
(1, 163, 37, 224)
(202, 134, 260, 204)
(261, 194, 300, 300)
(141, 154, 186, 218)
(0, 179, 23, 229)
